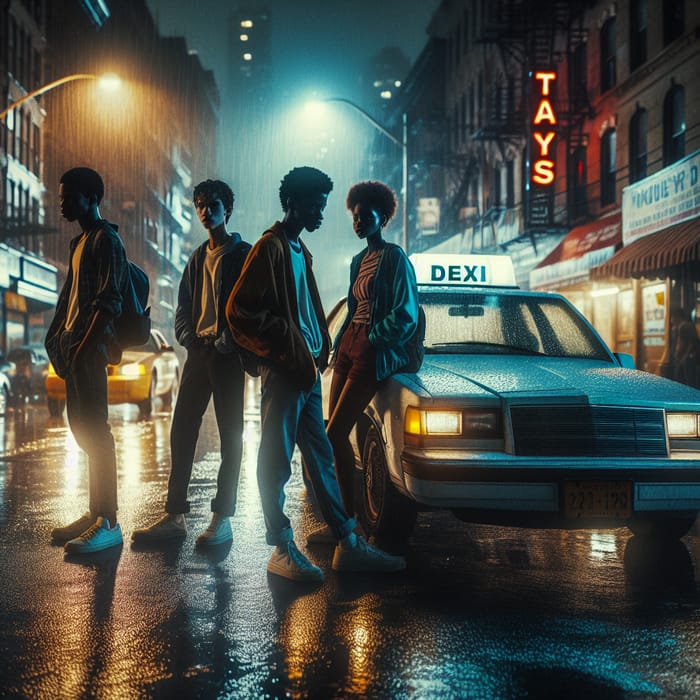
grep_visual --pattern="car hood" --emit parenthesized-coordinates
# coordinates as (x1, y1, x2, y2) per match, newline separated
(411, 355, 700, 407)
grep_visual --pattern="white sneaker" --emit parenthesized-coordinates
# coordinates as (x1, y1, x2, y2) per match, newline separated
(64, 517, 123, 554)
(131, 513, 187, 542)
(196, 514, 232, 546)
(332, 535, 406, 573)
(267, 541, 324, 582)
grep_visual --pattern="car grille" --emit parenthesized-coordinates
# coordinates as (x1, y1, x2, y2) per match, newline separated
(510, 405, 667, 457)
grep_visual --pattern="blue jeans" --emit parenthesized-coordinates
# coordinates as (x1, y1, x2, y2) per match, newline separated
(258, 367, 356, 546)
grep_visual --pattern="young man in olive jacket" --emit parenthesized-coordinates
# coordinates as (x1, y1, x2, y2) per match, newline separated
(132, 179, 250, 547)
(226, 166, 405, 582)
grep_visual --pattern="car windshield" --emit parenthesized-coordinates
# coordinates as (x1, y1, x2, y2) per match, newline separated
(420, 290, 612, 361)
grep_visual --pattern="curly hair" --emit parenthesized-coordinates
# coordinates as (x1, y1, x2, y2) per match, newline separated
(193, 179, 235, 220)
(345, 181, 397, 224)
(279, 167, 333, 212)
(60, 167, 105, 204)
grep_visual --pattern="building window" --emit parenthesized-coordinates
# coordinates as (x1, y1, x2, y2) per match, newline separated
(506, 159, 515, 208)
(600, 17, 616, 92)
(663, 0, 684, 45)
(630, 0, 648, 71)
(629, 108, 648, 183)
(568, 147, 587, 219)
(600, 128, 616, 206)
(663, 85, 685, 165)
(570, 42, 588, 111)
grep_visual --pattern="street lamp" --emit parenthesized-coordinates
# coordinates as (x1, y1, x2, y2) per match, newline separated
(308, 97, 408, 252)
(0, 72, 121, 121)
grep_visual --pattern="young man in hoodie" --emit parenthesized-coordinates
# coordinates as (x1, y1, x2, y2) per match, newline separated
(226, 166, 405, 581)
(132, 179, 250, 547)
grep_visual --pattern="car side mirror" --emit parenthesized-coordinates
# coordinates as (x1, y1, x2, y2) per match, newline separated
(615, 352, 635, 369)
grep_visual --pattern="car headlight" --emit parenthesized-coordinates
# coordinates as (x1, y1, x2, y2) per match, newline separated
(666, 412, 700, 438)
(116, 363, 146, 377)
(404, 406, 501, 440)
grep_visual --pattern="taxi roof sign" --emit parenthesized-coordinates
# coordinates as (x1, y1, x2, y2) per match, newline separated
(410, 254, 518, 288)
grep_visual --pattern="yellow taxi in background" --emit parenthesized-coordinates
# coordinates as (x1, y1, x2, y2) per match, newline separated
(46, 328, 180, 418)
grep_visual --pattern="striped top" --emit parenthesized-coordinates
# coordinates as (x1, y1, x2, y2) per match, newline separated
(351, 249, 382, 324)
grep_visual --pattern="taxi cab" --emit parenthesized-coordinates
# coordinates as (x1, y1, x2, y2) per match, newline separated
(46, 328, 180, 418)
(324, 254, 700, 542)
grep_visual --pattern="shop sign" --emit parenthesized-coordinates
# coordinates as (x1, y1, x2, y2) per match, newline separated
(622, 149, 700, 244)
(531, 71, 557, 186)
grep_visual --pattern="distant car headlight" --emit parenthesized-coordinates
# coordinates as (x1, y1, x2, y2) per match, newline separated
(666, 412, 700, 438)
(405, 406, 501, 440)
(116, 363, 146, 377)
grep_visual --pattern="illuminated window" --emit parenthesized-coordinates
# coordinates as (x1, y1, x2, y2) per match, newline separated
(243, 53, 252, 61)
(394, 80, 401, 87)
(380, 90, 392, 99)
(240, 34, 249, 41)
(240, 19, 253, 28)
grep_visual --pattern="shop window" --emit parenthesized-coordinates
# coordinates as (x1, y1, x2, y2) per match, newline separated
(663, 85, 685, 166)
(630, 0, 648, 71)
(629, 108, 648, 183)
(663, 0, 684, 45)
(600, 128, 616, 206)
(568, 146, 587, 219)
(600, 17, 616, 92)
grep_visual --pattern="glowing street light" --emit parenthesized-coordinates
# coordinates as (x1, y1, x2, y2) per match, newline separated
(306, 97, 409, 252)
(0, 72, 121, 121)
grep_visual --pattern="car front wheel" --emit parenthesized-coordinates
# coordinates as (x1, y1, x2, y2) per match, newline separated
(627, 512, 698, 539)
(358, 426, 417, 544)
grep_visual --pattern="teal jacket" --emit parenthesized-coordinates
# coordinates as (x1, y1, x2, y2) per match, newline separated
(335, 242, 419, 381)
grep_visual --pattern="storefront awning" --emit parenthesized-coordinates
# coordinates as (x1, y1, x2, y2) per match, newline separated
(590, 217, 700, 281)
(529, 213, 621, 290)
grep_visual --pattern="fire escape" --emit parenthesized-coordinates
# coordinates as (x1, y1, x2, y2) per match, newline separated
(444, 0, 592, 251)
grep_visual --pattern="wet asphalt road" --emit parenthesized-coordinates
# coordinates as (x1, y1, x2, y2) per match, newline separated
(0, 380, 699, 700)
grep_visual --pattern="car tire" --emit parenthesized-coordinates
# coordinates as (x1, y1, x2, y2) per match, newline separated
(161, 370, 179, 410)
(47, 397, 65, 418)
(137, 372, 156, 419)
(627, 512, 698, 539)
(358, 426, 417, 544)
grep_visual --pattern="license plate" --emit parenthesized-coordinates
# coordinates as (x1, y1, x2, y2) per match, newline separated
(564, 481, 632, 518)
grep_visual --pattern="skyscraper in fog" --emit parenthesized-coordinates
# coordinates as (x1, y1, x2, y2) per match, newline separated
(228, 4, 272, 106)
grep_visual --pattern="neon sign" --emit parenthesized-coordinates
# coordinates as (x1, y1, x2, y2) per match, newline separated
(532, 71, 557, 186)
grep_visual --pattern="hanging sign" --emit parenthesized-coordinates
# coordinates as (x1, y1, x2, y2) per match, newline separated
(531, 71, 557, 186)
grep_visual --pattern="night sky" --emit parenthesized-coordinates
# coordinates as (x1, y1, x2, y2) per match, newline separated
(146, 0, 441, 103)
(144, 0, 443, 304)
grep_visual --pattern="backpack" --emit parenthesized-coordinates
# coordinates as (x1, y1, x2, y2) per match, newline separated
(402, 304, 426, 373)
(114, 261, 151, 349)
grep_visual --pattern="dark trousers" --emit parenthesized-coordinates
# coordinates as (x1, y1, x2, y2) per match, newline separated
(327, 323, 378, 514)
(65, 350, 117, 520)
(165, 345, 245, 516)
